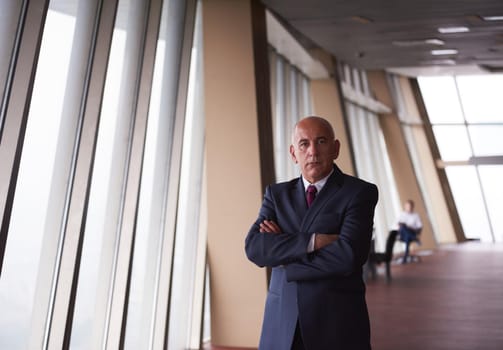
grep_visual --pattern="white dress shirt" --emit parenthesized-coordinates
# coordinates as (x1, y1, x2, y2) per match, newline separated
(397, 211, 422, 231)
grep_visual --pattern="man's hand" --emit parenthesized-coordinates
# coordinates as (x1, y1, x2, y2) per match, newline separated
(314, 233, 339, 250)
(259, 220, 282, 234)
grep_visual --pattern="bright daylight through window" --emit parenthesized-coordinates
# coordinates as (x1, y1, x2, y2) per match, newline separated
(418, 75, 503, 243)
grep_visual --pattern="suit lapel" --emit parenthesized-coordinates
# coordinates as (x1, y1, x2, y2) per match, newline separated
(289, 178, 307, 226)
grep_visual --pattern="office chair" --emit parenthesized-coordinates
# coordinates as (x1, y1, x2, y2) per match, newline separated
(368, 230, 398, 281)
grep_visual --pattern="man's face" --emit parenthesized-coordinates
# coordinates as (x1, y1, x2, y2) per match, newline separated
(290, 118, 340, 183)
(405, 201, 414, 212)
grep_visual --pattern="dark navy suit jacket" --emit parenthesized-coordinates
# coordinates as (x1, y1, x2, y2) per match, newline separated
(245, 165, 378, 350)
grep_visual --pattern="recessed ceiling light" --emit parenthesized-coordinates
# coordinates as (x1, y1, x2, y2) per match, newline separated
(431, 49, 458, 55)
(481, 15, 503, 21)
(438, 26, 470, 33)
(392, 38, 445, 47)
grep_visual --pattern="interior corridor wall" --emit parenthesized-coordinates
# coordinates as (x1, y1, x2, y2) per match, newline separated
(202, 0, 267, 347)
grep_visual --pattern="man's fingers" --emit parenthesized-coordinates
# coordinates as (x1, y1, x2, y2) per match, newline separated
(268, 220, 281, 232)
(259, 222, 271, 232)
(262, 220, 278, 232)
(259, 220, 281, 233)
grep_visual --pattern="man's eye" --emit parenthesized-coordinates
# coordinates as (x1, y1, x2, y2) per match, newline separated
(318, 139, 326, 144)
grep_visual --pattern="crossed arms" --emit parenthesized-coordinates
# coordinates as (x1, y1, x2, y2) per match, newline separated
(245, 183, 378, 281)
(259, 219, 339, 251)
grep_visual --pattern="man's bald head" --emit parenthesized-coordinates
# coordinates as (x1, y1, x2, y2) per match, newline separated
(290, 116, 340, 183)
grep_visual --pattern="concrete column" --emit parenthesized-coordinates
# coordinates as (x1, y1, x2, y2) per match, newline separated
(203, 0, 267, 347)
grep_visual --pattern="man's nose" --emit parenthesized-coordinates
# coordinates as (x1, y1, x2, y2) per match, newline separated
(307, 142, 319, 156)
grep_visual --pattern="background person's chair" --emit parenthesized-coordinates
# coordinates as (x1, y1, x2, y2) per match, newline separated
(368, 230, 398, 281)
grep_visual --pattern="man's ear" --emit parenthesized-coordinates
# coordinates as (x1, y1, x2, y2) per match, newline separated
(333, 139, 341, 160)
(289, 145, 298, 163)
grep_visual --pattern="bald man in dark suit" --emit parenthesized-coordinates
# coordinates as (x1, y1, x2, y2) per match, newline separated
(246, 116, 378, 350)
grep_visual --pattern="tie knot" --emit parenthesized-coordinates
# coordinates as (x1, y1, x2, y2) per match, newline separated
(307, 185, 317, 194)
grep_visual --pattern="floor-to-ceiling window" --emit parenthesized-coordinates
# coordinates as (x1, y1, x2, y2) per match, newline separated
(0, 0, 207, 349)
(418, 75, 503, 243)
(339, 64, 402, 251)
(387, 74, 450, 244)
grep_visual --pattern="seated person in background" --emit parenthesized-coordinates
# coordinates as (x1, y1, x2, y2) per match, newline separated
(398, 199, 422, 264)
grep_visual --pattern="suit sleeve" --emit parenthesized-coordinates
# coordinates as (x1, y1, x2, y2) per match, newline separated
(284, 183, 378, 281)
(245, 185, 312, 268)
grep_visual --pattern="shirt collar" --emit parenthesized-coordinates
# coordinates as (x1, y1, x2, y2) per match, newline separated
(302, 168, 334, 193)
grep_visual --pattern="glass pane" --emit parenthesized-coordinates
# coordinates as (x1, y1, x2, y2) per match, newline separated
(70, 0, 140, 347)
(468, 125, 503, 157)
(445, 166, 492, 241)
(478, 165, 503, 242)
(0, 6, 78, 350)
(418, 76, 464, 124)
(167, 2, 205, 346)
(272, 54, 289, 182)
(457, 75, 503, 123)
(121, 41, 163, 349)
(432, 125, 472, 161)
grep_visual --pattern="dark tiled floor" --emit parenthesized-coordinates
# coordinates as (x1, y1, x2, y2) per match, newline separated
(367, 242, 503, 350)
(207, 242, 503, 350)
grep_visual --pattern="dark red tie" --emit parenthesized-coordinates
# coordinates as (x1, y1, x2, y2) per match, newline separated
(306, 185, 317, 207)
